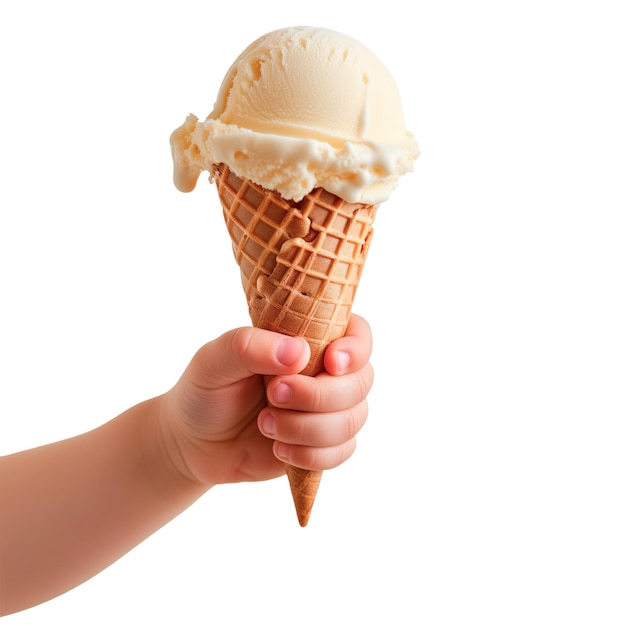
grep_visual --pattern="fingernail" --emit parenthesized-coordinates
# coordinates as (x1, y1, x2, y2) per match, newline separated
(275, 442, 290, 461)
(272, 382, 292, 404)
(259, 412, 276, 437)
(276, 336, 305, 366)
(336, 350, 350, 374)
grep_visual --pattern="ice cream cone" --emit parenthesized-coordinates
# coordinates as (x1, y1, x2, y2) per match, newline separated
(215, 164, 377, 525)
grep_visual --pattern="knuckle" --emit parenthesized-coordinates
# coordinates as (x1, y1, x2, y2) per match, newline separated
(302, 441, 356, 471)
(355, 364, 374, 401)
(345, 400, 368, 440)
(230, 327, 255, 360)
(327, 441, 356, 469)
(311, 384, 325, 412)
(292, 413, 309, 443)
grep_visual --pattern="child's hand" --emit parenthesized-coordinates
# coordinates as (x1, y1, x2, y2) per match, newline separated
(0, 313, 372, 612)
(159, 314, 373, 487)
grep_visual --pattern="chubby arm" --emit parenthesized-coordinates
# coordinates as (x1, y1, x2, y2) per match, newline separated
(0, 314, 373, 615)
(0, 398, 206, 615)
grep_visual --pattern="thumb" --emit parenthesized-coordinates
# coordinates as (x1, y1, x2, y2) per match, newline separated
(186, 327, 310, 388)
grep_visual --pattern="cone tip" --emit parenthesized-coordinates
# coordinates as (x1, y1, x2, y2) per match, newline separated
(285, 465, 322, 527)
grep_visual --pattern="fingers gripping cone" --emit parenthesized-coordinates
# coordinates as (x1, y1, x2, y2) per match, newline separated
(215, 164, 377, 525)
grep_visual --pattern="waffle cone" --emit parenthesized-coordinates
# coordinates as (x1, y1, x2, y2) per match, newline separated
(215, 164, 377, 525)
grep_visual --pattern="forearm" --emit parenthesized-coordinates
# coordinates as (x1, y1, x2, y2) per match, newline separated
(0, 396, 209, 616)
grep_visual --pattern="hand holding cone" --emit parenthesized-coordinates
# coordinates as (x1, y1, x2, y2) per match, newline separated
(215, 165, 377, 525)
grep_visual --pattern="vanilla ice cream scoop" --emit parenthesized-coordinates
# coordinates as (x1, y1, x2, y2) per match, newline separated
(171, 26, 418, 203)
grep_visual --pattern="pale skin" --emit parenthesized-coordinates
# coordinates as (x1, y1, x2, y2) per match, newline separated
(0, 314, 374, 616)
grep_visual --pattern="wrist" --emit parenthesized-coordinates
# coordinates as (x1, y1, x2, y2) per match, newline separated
(139, 395, 212, 500)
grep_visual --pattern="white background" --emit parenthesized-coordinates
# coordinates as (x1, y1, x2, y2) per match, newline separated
(1, 1, 624, 624)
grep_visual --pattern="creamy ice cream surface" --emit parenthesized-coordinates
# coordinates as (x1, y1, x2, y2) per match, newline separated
(170, 26, 418, 203)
